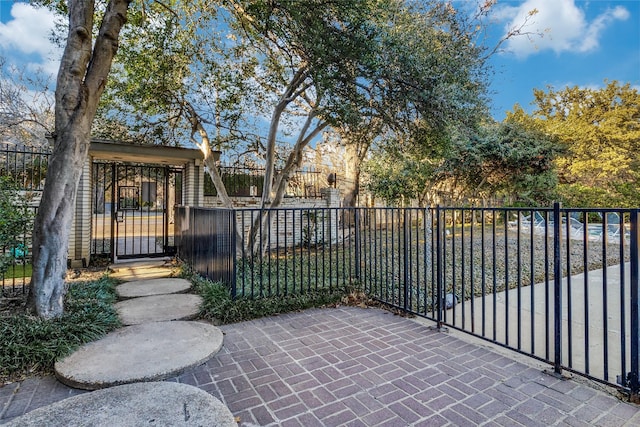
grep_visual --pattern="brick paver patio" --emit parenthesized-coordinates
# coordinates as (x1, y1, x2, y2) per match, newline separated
(2, 306, 640, 426)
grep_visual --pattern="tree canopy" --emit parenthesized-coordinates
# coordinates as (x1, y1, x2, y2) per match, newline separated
(364, 120, 560, 206)
(508, 80, 640, 207)
(441, 120, 560, 205)
(22, 0, 510, 317)
(98, 0, 492, 206)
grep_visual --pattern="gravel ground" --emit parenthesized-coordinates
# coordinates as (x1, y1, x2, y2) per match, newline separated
(359, 224, 631, 306)
(440, 228, 631, 296)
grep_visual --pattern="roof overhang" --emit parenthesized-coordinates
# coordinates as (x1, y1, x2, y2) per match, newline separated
(89, 139, 204, 166)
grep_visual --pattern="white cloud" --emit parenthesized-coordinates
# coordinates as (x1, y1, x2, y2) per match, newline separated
(489, 4, 521, 22)
(494, 0, 630, 59)
(0, 2, 62, 76)
(581, 6, 630, 52)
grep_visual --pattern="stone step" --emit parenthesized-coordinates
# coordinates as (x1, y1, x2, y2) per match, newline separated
(54, 321, 223, 390)
(2, 382, 236, 426)
(116, 278, 192, 298)
(115, 294, 202, 326)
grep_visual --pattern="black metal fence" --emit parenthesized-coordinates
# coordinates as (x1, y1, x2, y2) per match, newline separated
(204, 165, 327, 198)
(175, 207, 237, 289)
(0, 205, 35, 297)
(177, 204, 640, 398)
(0, 144, 47, 296)
(0, 143, 50, 192)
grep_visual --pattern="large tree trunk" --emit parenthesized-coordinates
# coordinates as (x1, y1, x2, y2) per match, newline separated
(27, 0, 130, 319)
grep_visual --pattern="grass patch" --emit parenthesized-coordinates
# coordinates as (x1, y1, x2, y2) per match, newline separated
(184, 266, 353, 324)
(0, 276, 121, 383)
(2, 262, 32, 280)
(234, 247, 358, 299)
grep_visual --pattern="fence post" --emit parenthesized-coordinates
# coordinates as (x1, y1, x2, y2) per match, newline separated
(189, 206, 195, 267)
(629, 209, 640, 401)
(354, 208, 361, 283)
(403, 208, 410, 312)
(553, 202, 563, 375)
(110, 162, 116, 262)
(230, 209, 238, 300)
(436, 205, 443, 328)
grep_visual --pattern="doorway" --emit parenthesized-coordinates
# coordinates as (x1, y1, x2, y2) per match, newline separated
(91, 162, 183, 262)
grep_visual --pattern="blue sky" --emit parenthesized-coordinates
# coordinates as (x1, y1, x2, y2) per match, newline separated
(1, 0, 638, 121)
(484, 0, 640, 119)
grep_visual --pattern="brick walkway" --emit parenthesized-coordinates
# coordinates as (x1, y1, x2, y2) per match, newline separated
(2, 306, 640, 426)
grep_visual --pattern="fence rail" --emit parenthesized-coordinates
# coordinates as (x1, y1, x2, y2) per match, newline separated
(176, 204, 640, 398)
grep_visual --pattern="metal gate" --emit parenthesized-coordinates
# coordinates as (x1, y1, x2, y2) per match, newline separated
(91, 163, 183, 261)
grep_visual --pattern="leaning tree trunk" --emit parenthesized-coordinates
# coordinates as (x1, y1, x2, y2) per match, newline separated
(184, 103, 245, 256)
(247, 115, 327, 255)
(260, 67, 309, 207)
(342, 142, 361, 208)
(27, 0, 130, 319)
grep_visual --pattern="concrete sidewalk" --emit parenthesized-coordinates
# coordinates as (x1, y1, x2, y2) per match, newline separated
(446, 262, 632, 384)
(3, 306, 638, 426)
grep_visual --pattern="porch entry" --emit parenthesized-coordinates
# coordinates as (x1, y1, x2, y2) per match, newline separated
(91, 162, 183, 261)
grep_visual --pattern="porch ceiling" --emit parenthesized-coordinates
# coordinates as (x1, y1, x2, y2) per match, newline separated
(89, 140, 202, 166)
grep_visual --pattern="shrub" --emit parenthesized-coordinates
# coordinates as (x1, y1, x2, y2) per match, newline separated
(0, 276, 120, 383)
(186, 268, 350, 324)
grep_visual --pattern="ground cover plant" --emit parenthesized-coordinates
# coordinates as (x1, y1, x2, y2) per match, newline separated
(359, 222, 631, 313)
(183, 265, 354, 325)
(0, 260, 355, 384)
(0, 276, 121, 384)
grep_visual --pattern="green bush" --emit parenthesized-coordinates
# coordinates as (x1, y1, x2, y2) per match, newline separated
(557, 183, 624, 208)
(0, 276, 121, 383)
(187, 269, 350, 325)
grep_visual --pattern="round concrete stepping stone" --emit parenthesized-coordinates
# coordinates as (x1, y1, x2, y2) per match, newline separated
(54, 321, 223, 390)
(2, 382, 236, 427)
(115, 294, 202, 325)
(116, 278, 192, 298)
